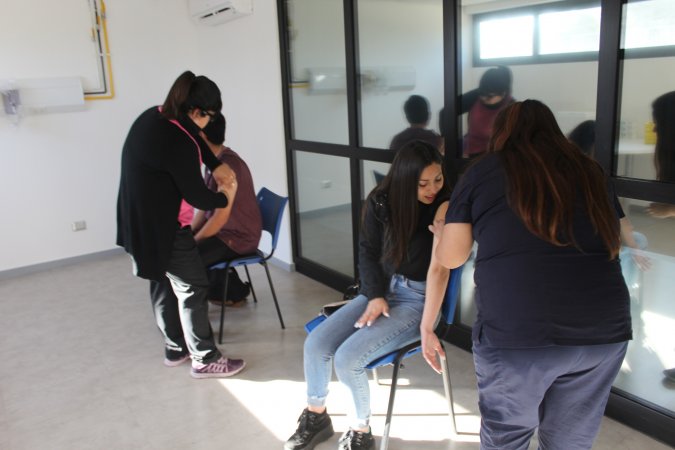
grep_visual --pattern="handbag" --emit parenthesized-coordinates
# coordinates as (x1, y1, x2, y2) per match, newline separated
(319, 280, 360, 317)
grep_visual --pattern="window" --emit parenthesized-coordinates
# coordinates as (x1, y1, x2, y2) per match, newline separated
(478, 15, 534, 59)
(474, 0, 675, 66)
(539, 7, 600, 55)
(623, 0, 675, 50)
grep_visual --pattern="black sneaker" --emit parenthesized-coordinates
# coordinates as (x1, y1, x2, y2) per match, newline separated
(284, 408, 334, 450)
(338, 428, 375, 450)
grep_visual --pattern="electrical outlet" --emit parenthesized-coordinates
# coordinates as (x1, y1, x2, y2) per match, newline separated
(320, 180, 332, 188)
(71, 220, 87, 231)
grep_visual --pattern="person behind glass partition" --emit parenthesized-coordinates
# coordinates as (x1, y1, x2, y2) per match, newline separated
(647, 91, 675, 219)
(389, 94, 444, 154)
(567, 119, 596, 157)
(439, 65, 515, 158)
(426, 100, 631, 450)
(567, 120, 650, 272)
(647, 91, 675, 383)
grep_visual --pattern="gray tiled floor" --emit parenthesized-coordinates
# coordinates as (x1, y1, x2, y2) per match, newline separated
(0, 253, 671, 450)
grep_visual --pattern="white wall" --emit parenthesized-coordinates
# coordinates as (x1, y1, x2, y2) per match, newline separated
(0, 0, 290, 272)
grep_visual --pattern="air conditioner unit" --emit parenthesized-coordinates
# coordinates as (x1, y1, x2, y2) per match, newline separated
(189, 0, 253, 26)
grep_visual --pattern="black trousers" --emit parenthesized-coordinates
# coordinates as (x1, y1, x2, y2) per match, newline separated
(197, 236, 248, 301)
(149, 228, 221, 364)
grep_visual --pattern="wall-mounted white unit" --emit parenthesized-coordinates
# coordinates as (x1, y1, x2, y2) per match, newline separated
(189, 0, 253, 26)
(307, 68, 346, 94)
(1, 77, 84, 117)
(307, 66, 416, 94)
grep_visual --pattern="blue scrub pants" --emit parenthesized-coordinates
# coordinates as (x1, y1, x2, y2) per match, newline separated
(473, 341, 628, 450)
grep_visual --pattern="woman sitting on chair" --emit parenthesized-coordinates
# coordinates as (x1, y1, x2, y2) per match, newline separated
(285, 141, 452, 450)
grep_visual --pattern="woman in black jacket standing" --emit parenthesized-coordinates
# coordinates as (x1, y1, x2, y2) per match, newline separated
(117, 71, 245, 379)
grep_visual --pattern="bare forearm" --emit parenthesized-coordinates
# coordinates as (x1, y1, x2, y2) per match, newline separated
(191, 210, 207, 232)
(193, 207, 232, 242)
(421, 263, 450, 333)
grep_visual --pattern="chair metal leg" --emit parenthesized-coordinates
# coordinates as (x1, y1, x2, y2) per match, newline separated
(440, 343, 457, 434)
(218, 263, 231, 344)
(262, 261, 285, 329)
(372, 367, 380, 385)
(244, 265, 257, 303)
(380, 353, 405, 450)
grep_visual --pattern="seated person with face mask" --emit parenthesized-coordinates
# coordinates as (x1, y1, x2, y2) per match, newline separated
(192, 112, 262, 306)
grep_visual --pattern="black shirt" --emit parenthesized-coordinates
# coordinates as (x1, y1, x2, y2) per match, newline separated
(359, 191, 447, 300)
(446, 153, 631, 347)
(389, 127, 443, 153)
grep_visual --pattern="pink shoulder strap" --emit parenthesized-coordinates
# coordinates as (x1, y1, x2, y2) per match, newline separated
(168, 118, 203, 164)
(159, 106, 203, 164)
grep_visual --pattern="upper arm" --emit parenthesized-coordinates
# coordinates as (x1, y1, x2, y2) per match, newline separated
(436, 223, 473, 269)
(429, 201, 451, 275)
(461, 89, 480, 114)
(166, 141, 228, 210)
(436, 175, 475, 268)
(199, 134, 221, 171)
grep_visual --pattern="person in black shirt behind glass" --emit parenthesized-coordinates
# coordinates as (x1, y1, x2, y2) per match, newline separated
(389, 95, 444, 154)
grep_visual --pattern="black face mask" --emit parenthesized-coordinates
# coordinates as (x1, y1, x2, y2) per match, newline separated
(480, 94, 509, 110)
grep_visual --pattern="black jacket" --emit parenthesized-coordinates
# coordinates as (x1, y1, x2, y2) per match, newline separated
(358, 191, 447, 300)
(116, 107, 228, 280)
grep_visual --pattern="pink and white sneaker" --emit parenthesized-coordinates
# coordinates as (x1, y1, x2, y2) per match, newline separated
(190, 356, 246, 379)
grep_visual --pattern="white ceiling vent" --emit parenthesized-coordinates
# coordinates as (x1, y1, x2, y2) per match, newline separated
(189, 0, 253, 26)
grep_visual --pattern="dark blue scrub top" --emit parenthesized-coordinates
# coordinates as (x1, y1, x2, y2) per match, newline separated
(446, 153, 632, 348)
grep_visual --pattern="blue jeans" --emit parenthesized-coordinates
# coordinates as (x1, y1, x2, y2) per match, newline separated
(304, 274, 426, 429)
(473, 341, 628, 450)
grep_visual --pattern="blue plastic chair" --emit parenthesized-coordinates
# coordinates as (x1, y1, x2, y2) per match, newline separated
(305, 266, 464, 450)
(210, 187, 288, 344)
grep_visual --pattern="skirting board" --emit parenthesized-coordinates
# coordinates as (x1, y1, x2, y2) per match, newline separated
(0, 248, 295, 281)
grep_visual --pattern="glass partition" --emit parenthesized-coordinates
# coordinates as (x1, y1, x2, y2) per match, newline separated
(614, 196, 675, 412)
(357, 0, 444, 150)
(616, 0, 675, 181)
(456, 0, 602, 324)
(294, 151, 354, 277)
(461, 0, 600, 159)
(286, 0, 349, 144)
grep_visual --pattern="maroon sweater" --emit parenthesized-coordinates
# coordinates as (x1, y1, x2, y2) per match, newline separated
(204, 147, 262, 255)
(465, 96, 513, 156)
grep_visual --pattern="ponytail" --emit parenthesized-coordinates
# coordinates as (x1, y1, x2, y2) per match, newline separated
(160, 71, 222, 120)
(161, 71, 196, 120)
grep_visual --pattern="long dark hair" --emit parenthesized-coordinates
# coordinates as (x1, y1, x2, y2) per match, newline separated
(160, 71, 222, 120)
(366, 141, 450, 267)
(652, 91, 675, 183)
(488, 100, 620, 258)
